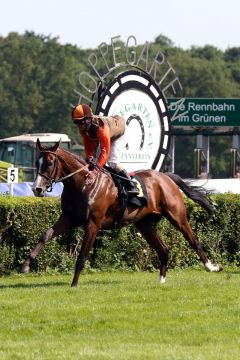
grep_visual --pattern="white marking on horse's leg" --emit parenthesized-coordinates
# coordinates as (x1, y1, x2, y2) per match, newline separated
(204, 260, 221, 272)
(159, 275, 166, 283)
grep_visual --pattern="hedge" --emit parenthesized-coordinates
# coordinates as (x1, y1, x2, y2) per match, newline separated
(0, 193, 239, 274)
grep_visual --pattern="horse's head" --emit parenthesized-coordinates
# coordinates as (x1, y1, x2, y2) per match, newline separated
(32, 138, 62, 197)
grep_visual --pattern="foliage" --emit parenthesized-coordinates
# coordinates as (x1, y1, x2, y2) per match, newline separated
(0, 195, 76, 273)
(0, 193, 240, 275)
(0, 32, 85, 142)
(154, 34, 175, 47)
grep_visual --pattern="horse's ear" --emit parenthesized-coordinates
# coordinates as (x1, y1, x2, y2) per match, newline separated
(37, 138, 45, 151)
(52, 139, 61, 152)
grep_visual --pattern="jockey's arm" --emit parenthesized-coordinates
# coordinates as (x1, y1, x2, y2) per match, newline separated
(80, 131, 96, 161)
(96, 125, 111, 168)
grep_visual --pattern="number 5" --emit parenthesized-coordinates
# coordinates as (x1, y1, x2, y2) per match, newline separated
(10, 169, 15, 182)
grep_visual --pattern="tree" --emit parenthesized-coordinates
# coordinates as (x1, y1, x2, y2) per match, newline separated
(0, 32, 86, 141)
(189, 45, 223, 61)
(224, 47, 240, 62)
(154, 34, 174, 47)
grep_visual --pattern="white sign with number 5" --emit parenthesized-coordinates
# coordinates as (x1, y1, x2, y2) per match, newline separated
(7, 167, 19, 184)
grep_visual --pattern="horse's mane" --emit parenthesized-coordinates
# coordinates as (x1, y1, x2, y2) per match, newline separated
(59, 147, 86, 166)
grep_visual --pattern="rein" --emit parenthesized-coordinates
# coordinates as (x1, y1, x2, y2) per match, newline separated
(38, 150, 89, 191)
(55, 166, 89, 183)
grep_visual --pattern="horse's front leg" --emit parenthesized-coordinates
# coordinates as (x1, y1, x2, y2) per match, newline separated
(20, 214, 73, 273)
(135, 218, 169, 283)
(71, 219, 99, 287)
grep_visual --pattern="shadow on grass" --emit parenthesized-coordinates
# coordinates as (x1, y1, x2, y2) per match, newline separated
(0, 273, 123, 289)
(80, 279, 122, 286)
(0, 281, 68, 289)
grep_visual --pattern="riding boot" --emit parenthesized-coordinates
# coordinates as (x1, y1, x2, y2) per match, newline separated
(118, 170, 139, 195)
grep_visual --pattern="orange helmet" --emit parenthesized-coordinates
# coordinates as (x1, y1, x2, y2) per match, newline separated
(71, 104, 93, 122)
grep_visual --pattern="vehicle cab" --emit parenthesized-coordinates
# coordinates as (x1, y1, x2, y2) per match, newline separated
(0, 133, 71, 181)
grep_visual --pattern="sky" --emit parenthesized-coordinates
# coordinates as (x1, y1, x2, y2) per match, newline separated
(0, 0, 239, 51)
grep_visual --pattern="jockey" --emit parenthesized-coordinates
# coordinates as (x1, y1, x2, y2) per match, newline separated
(71, 104, 139, 195)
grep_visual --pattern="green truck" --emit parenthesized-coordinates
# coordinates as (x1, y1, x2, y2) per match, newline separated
(0, 133, 73, 182)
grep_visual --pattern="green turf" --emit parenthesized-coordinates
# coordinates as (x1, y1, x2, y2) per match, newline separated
(0, 269, 239, 359)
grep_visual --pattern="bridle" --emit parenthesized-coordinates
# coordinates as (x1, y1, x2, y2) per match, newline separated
(37, 150, 88, 192)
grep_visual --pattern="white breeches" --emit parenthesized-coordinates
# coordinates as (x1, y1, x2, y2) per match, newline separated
(107, 132, 127, 172)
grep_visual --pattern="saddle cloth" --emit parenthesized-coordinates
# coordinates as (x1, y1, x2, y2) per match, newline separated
(127, 174, 148, 207)
(105, 167, 148, 208)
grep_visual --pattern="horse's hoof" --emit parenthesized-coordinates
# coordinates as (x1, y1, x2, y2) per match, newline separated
(205, 261, 223, 272)
(215, 264, 223, 272)
(159, 275, 166, 284)
(20, 264, 30, 273)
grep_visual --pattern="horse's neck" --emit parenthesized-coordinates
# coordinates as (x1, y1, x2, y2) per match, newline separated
(59, 150, 87, 181)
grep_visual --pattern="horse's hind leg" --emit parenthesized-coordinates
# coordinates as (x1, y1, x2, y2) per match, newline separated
(20, 214, 73, 273)
(135, 218, 169, 283)
(179, 220, 222, 272)
(165, 207, 222, 272)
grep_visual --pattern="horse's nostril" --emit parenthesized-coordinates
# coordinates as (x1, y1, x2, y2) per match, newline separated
(33, 187, 44, 197)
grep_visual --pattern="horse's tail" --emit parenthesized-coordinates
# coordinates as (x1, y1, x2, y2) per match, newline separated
(165, 172, 215, 215)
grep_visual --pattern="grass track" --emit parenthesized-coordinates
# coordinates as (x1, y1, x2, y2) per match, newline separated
(0, 268, 239, 360)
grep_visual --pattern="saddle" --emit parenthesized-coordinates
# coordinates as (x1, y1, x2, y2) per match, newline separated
(104, 166, 148, 208)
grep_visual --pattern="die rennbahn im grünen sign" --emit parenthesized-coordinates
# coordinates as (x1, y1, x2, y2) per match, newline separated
(168, 98, 240, 127)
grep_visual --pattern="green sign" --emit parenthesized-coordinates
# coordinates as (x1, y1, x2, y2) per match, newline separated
(168, 98, 240, 126)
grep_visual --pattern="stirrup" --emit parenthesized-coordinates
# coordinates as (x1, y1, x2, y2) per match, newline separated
(126, 187, 139, 195)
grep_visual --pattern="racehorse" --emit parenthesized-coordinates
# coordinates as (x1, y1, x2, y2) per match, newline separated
(20, 139, 222, 286)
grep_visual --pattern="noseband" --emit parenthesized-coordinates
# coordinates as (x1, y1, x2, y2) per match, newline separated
(38, 150, 88, 191)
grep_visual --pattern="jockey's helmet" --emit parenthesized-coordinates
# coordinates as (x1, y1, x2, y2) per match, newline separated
(71, 104, 93, 123)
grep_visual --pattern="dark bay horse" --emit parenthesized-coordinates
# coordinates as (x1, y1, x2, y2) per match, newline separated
(20, 139, 222, 286)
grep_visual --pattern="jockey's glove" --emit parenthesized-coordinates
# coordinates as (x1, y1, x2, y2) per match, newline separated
(86, 156, 94, 164)
(88, 160, 98, 171)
